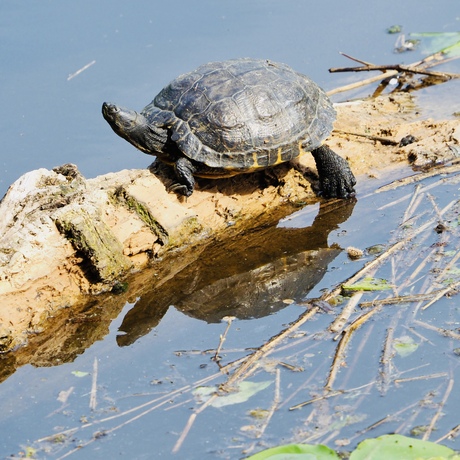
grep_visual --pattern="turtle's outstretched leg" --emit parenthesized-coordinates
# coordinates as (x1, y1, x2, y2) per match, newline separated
(311, 145, 356, 198)
(170, 156, 196, 197)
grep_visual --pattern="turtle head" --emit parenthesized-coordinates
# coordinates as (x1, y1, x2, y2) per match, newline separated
(102, 102, 167, 155)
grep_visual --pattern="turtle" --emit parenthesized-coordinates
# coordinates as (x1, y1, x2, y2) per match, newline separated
(102, 58, 355, 198)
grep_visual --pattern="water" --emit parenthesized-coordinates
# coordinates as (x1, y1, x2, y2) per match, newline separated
(1, 1, 460, 458)
(1, 0, 459, 197)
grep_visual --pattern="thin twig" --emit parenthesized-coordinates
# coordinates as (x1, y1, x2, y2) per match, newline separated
(172, 393, 218, 454)
(378, 327, 395, 396)
(377, 163, 460, 193)
(320, 214, 439, 304)
(333, 129, 399, 146)
(423, 378, 454, 441)
(403, 184, 423, 222)
(38, 371, 224, 444)
(359, 289, 444, 308)
(327, 50, 458, 96)
(256, 368, 281, 438)
(421, 279, 460, 310)
(213, 316, 235, 362)
(67, 60, 96, 81)
(413, 319, 460, 340)
(330, 63, 459, 80)
(326, 304, 382, 389)
(221, 306, 319, 390)
(327, 71, 399, 96)
(89, 358, 98, 411)
(352, 400, 421, 441)
(394, 372, 448, 385)
(329, 291, 365, 333)
(435, 423, 460, 443)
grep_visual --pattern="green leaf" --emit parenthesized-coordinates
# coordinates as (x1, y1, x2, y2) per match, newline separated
(246, 443, 340, 459)
(349, 434, 455, 459)
(393, 335, 419, 357)
(387, 25, 402, 34)
(410, 32, 460, 56)
(71, 370, 89, 377)
(342, 277, 392, 291)
(193, 381, 273, 408)
(212, 381, 272, 408)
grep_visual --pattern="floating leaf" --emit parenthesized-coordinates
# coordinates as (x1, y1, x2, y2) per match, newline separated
(22, 446, 37, 458)
(393, 336, 418, 357)
(212, 381, 272, 408)
(387, 25, 402, 34)
(249, 408, 270, 419)
(193, 381, 272, 408)
(193, 385, 216, 403)
(349, 434, 455, 459)
(366, 244, 386, 255)
(71, 370, 89, 378)
(410, 31, 460, 57)
(342, 277, 392, 291)
(446, 266, 460, 276)
(246, 443, 340, 459)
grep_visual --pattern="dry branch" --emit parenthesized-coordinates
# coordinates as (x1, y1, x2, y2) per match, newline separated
(327, 50, 460, 95)
(330, 63, 459, 80)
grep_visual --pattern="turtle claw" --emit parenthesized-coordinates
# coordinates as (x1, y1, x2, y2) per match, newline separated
(311, 145, 356, 199)
(168, 182, 193, 197)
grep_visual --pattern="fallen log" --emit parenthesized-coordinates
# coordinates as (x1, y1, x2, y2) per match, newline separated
(0, 93, 458, 356)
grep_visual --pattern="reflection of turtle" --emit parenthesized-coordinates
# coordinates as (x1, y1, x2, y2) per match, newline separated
(102, 58, 355, 198)
(117, 198, 357, 346)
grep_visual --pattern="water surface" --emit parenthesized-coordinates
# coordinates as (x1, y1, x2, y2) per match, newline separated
(1, 1, 460, 458)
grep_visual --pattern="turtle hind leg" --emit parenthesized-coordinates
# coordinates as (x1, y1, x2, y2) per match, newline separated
(170, 156, 196, 197)
(311, 145, 356, 199)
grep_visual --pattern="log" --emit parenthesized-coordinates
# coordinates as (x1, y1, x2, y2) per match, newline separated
(0, 93, 458, 356)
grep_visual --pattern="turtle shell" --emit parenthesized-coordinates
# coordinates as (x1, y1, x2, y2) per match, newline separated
(143, 58, 336, 172)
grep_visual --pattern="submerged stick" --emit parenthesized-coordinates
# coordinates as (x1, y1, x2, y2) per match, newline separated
(359, 290, 452, 308)
(221, 305, 320, 391)
(89, 357, 98, 411)
(379, 327, 395, 396)
(423, 378, 454, 441)
(377, 163, 460, 193)
(326, 304, 382, 389)
(435, 423, 460, 443)
(329, 292, 364, 334)
(255, 368, 281, 439)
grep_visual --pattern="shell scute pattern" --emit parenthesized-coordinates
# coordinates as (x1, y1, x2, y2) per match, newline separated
(147, 59, 335, 171)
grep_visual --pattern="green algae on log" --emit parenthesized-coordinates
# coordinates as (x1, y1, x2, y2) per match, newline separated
(54, 205, 131, 282)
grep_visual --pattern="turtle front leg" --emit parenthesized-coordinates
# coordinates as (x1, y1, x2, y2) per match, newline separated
(311, 145, 356, 198)
(170, 156, 196, 197)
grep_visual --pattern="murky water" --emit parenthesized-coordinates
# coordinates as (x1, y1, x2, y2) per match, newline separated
(1, 1, 460, 458)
